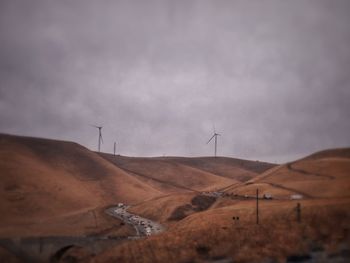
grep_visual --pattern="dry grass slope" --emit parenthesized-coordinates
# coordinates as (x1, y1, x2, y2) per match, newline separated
(226, 148, 350, 199)
(99, 154, 273, 225)
(157, 156, 275, 182)
(1, 134, 349, 263)
(90, 199, 350, 263)
(87, 148, 350, 263)
(0, 134, 162, 237)
(99, 154, 238, 193)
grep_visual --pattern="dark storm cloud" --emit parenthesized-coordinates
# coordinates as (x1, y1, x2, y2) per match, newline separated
(1, 0, 349, 162)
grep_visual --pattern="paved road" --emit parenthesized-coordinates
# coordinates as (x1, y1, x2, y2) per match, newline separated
(105, 206, 165, 237)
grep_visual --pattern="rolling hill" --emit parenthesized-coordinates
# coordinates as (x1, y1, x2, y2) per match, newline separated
(4, 133, 348, 263)
(97, 154, 276, 225)
(161, 156, 275, 181)
(0, 134, 162, 237)
(99, 154, 238, 193)
(0, 133, 273, 237)
(224, 148, 350, 199)
(99, 154, 275, 193)
(91, 148, 350, 263)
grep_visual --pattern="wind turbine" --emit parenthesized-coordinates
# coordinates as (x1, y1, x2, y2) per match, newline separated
(207, 129, 221, 157)
(92, 125, 103, 152)
(113, 141, 116, 156)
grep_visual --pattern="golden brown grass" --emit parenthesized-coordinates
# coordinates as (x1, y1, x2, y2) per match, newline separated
(91, 148, 349, 263)
(229, 151, 350, 199)
(89, 199, 350, 263)
(100, 155, 240, 192)
(302, 148, 350, 160)
(129, 193, 197, 223)
(155, 156, 275, 181)
(0, 206, 135, 238)
(1, 134, 349, 263)
(0, 134, 162, 237)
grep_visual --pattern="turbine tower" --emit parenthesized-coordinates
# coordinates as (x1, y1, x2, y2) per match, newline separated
(92, 125, 103, 152)
(113, 141, 116, 156)
(207, 129, 220, 157)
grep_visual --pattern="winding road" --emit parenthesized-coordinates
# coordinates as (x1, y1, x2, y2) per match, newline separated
(105, 206, 165, 237)
(105, 161, 332, 235)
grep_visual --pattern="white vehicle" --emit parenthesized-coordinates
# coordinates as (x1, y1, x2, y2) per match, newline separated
(263, 193, 273, 199)
(145, 227, 152, 236)
(290, 194, 303, 200)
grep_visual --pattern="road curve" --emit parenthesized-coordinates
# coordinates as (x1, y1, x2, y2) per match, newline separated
(105, 206, 165, 237)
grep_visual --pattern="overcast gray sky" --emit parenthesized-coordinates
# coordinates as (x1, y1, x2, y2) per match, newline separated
(0, 0, 349, 163)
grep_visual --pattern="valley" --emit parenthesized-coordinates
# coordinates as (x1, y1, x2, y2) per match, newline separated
(0, 133, 349, 263)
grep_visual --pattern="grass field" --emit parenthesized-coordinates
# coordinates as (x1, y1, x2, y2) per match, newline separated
(91, 198, 350, 263)
(0, 134, 161, 237)
(0, 133, 349, 262)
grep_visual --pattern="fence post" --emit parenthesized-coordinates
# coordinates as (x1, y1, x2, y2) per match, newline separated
(296, 203, 301, 223)
(256, 189, 259, 225)
(233, 216, 241, 249)
(39, 237, 43, 253)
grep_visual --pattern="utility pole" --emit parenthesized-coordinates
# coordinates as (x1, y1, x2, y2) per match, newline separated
(232, 216, 241, 249)
(296, 203, 301, 223)
(39, 237, 43, 253)
(256, 188, 259, 225)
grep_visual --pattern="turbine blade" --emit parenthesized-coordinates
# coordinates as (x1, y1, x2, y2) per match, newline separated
(100, 134, 104, 144)
(206, 134, 215, 144)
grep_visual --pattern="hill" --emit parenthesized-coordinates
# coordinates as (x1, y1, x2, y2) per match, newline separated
(3, 133, 348, 263)
(155, 156, 275, 182)
(224, 148, 350, 199)
(302, 147, 350, 161)
(97, 154, 276, 227)
(90, 148, 350, 263)
(98, 154, 242, 193)
(0, 134, 162, 237)
(0, 133, 274, 238)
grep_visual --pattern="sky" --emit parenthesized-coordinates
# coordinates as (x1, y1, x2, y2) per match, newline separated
(0, 0, 349, 163)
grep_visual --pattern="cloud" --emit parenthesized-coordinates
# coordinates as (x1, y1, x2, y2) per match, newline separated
(0, 0, 349, 163)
